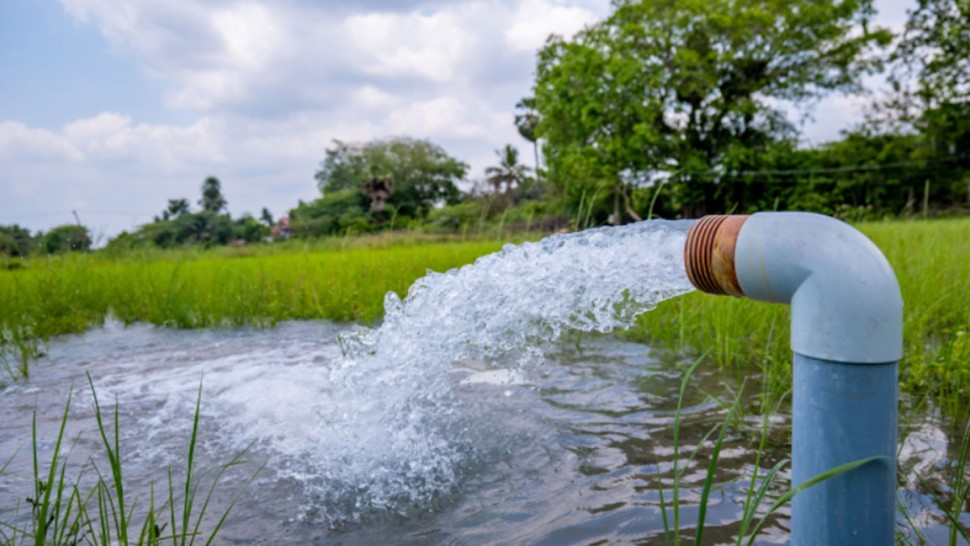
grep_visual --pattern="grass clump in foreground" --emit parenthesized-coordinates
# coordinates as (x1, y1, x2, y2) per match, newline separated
(0, 377, 259, 546)
(630, 216, 970, 417)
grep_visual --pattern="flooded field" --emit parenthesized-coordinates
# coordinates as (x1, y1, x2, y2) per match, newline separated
(1, 321, 965, 544)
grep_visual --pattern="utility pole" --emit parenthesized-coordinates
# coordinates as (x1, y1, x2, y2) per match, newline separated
(72, 210, 82, 227)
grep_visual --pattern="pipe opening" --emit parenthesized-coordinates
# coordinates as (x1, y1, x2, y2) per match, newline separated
(684, 215, 748, 297)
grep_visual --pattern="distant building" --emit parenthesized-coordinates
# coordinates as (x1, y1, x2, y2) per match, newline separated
(271, 216, 292, 240)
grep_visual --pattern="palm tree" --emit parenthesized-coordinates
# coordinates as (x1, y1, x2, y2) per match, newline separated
(168, 198, 190, 216)
(485, 145, 530, 205)
(260, 207, 274, 227)
(514, 97, 542, 195)
(200, 177, 227, 213)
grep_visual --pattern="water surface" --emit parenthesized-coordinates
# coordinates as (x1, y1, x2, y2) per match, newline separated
(1, 321, 965, 544)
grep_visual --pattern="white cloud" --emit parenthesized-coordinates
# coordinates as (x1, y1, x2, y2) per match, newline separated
(505, 0, 605, 52)
(344, 9, 472, 83)
(386, 96, 507, 140)
(212, 3, 281, 70)
(0, 121, 83, 161)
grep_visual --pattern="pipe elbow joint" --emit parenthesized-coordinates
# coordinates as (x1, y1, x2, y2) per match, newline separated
(686, 212, 903, 364)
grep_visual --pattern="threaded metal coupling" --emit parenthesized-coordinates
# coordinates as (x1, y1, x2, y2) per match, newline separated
(684, 215, 749, 297)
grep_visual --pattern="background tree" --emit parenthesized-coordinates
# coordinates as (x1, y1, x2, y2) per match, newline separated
(168, 198, 190, 217)
(41, 225, 91, 254)
(891, 0, 970, 204)
(0, 225, 37, 257)
(895, 0, 970, 108)
(533, 0, 891, 221)
(315, 137, 466, 218)
(160, 198, 190, 221)
(289, 189, 371, 237)
(260, 207, 274, 227)
(515, 97, 542, 194)
(200, 177, 227, 213)
(485, 145, 531, 205)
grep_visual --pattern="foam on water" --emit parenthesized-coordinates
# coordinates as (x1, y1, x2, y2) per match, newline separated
(251, 219, 697, 522)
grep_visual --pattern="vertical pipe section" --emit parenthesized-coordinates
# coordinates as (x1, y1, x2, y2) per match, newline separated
(792, 354, 897, 545)
(684, 212, 903, 546)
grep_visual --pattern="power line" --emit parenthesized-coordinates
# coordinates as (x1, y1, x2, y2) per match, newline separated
(663, 153, 967, 180)
(0, 209, 156, 221)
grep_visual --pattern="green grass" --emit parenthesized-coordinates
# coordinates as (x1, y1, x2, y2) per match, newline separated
(0, 236, 506, 381)
(0, 379, 259, 545)
(629, 216, 970, 416)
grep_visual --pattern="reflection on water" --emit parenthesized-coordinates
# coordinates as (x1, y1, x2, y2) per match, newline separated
(0, 321, 965, 544)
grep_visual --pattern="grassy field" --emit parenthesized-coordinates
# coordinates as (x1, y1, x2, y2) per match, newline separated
(1, 218, 968, 413)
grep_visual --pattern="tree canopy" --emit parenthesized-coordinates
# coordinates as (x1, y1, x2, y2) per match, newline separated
(485, 145, 532, 204)
(0, 225, 37, 257)
(533, 0, 891, 219)
(315, 137, 466, 218)
(895, 0, 970, 107)
(41, 225, 91, 254)
(200, 177, 227, 213)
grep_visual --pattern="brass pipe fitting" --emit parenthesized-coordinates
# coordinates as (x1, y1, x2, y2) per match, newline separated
(684, 215, 749, 297)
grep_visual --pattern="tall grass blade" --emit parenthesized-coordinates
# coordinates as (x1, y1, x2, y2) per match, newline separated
(743, 455, 887, 546)
(181, 381, 202, 546)
(694, 384, 743, 546)
(87, 372, 130, 544)
(670, 352, 708, 545)
(950, 417, 970, 546)
(32, 387, 73, 546)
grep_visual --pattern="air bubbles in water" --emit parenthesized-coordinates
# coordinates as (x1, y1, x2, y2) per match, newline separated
(102, 220, 696, 527)
(250, 219, 695, 524)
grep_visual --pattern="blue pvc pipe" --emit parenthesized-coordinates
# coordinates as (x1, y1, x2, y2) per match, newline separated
(685, 213, 903, 544)
(791, 352, 897, 545)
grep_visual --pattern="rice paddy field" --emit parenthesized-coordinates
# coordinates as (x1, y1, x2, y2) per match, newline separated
(0, 235, 505, 380)
(1, 218, 969, 413)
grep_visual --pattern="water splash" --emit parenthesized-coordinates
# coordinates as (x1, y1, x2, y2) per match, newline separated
(218, 219, 695, 524)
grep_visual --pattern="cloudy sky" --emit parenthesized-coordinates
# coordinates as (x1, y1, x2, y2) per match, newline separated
(1, 0, 914, 241)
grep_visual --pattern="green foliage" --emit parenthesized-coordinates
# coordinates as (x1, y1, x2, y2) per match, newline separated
(315, 137, 466, 219)
(894, 0, 970, 106)
(41, 225, 92, 254)
(0, 381, 257, 545)
(259, 207, 274, 227)
(484, 145, 531, 203)
(0, 225, 37, 257)
(514, 98, 544, 195)
(199, 177, 227, 213)
(111, 179, 276, 250)
(233, 214, 269, 244)
(533, 0, 891, 220)
(289, 189, 372, 237)
(426, 202, 489, 231)
(161, 198, 191, 221)
(135, 213, 236, 248)
(112, 205, 273, 253)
